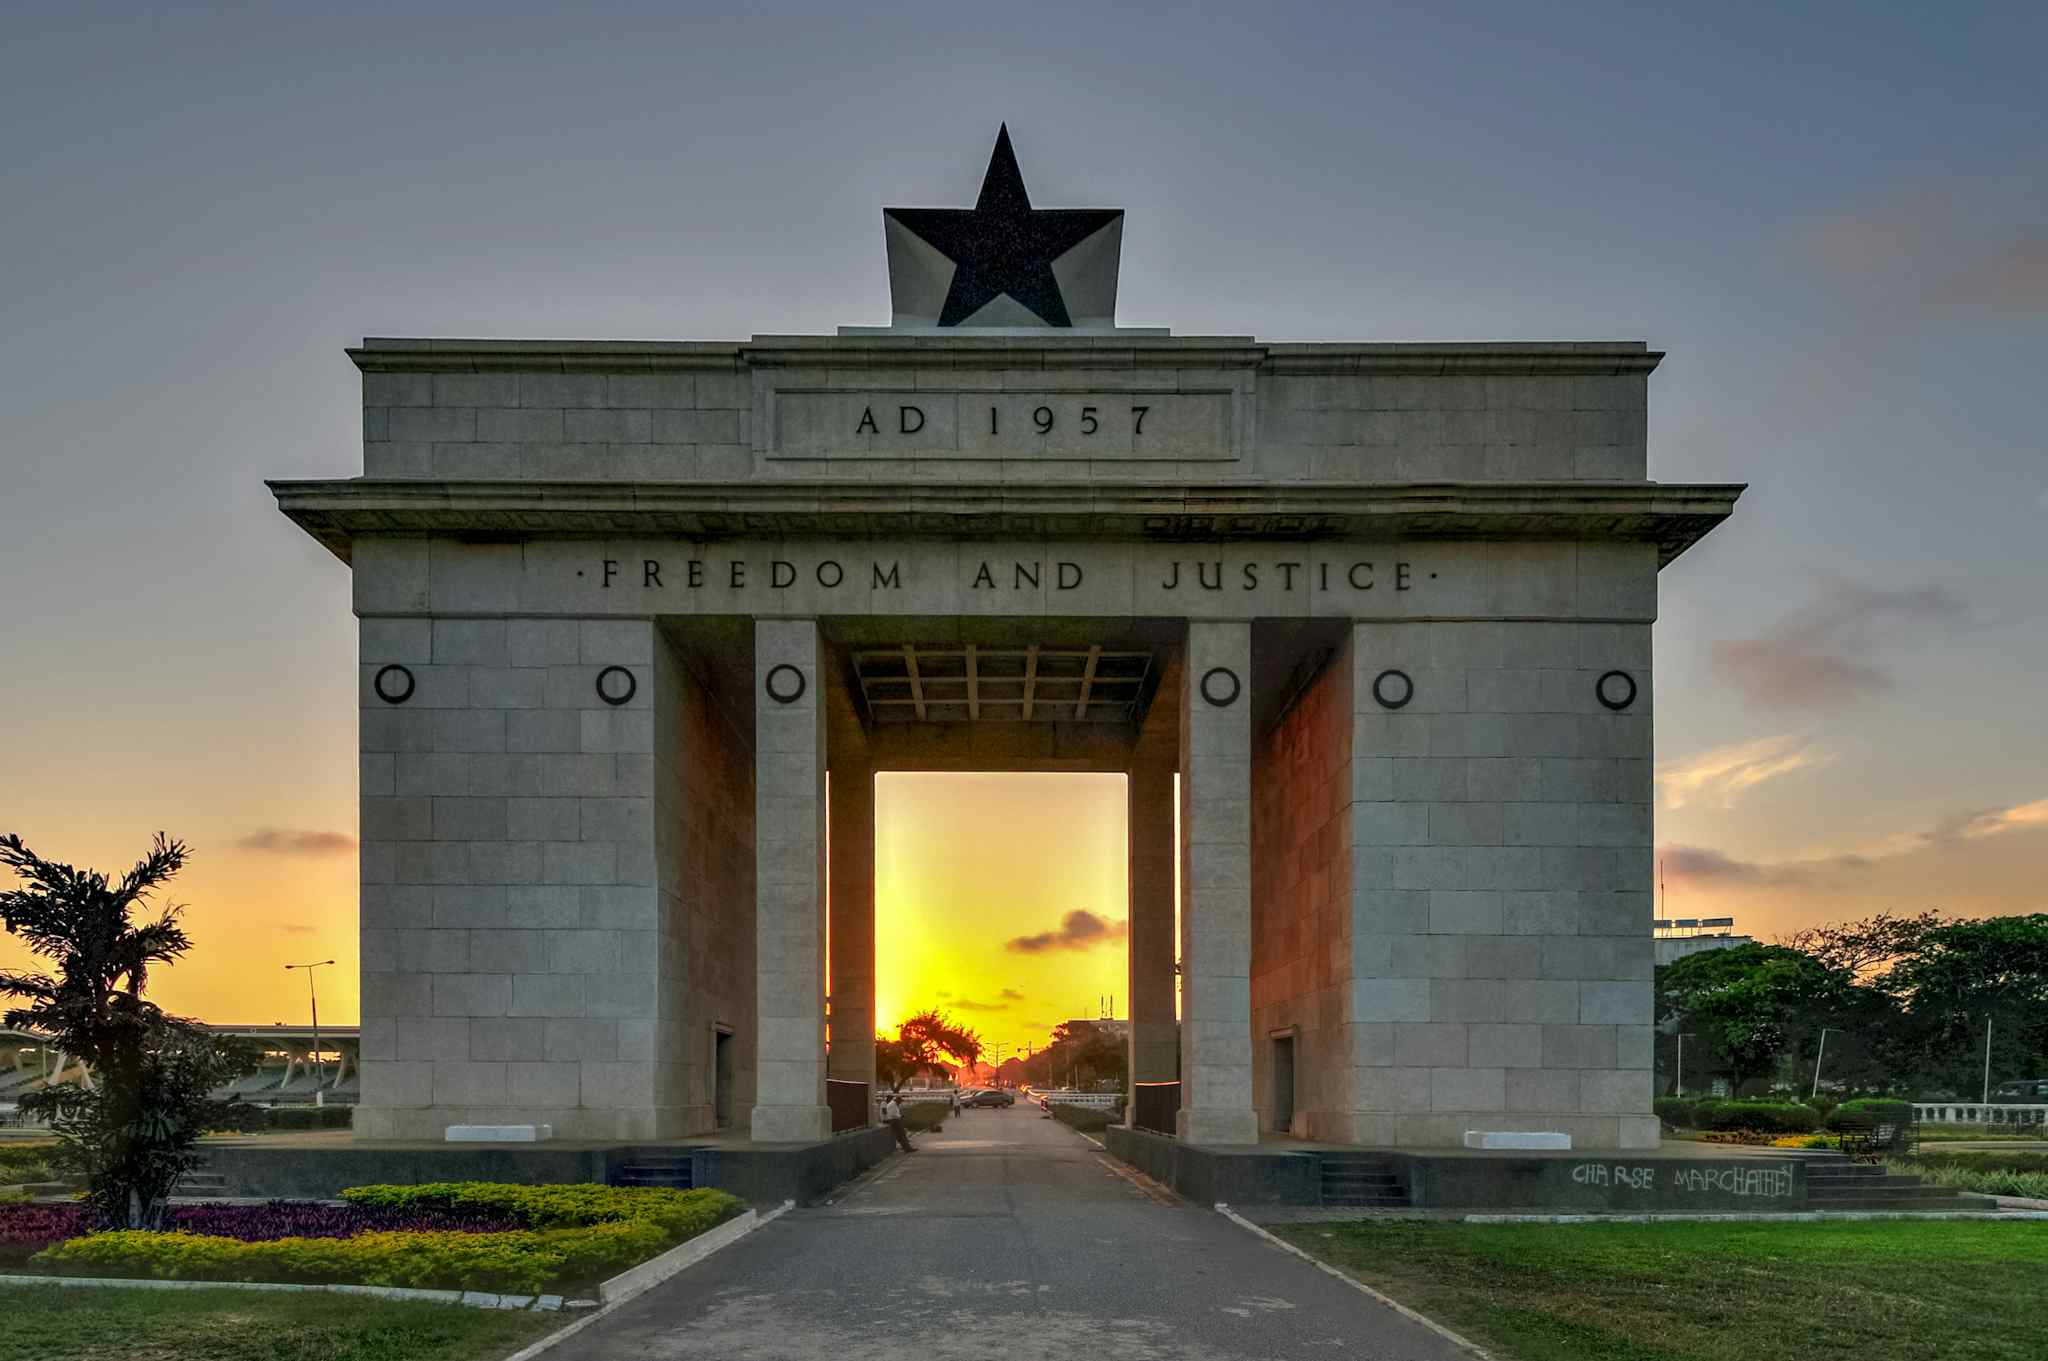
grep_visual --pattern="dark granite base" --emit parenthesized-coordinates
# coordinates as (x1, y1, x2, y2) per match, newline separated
(1104, 1127, 1836, 1212)
(1391, 1150, 1811, 1211)
(1103, 1126, 1320, 1205)
(200, 1125, 895, 1207)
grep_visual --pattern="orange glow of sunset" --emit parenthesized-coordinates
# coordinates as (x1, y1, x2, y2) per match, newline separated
(872, 772, 1131, 1060)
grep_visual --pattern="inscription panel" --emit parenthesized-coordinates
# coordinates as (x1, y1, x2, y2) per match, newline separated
(770, 389, 1234, 461)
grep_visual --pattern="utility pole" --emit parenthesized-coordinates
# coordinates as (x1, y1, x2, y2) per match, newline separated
(285, 960, 336, 1106)
(1675, 1032, 1695, 1098)
(1983, 1016, 1994, 1105)
(1810, 1028, 1832, 1099)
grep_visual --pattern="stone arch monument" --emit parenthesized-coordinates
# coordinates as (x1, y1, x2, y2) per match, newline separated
(274, 128, 1738, 1153)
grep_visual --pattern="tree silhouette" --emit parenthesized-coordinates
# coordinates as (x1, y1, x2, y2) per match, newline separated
(874, 1008, 982, 1092)
(0, 833, 254, 1229)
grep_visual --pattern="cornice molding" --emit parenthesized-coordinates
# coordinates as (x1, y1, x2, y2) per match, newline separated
(270, 478, 1740, 569)
(347, 337, 1661, 377)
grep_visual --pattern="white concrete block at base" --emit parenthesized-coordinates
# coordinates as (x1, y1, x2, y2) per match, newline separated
(1464, 1129, 1571, 1150)
(445, 1123, 553, 1143)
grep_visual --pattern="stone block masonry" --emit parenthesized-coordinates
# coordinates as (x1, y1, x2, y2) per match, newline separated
(1342, 617, 1658, 1149)
(359, 616, 681, 1142)
(294, 333, 1736, 1154)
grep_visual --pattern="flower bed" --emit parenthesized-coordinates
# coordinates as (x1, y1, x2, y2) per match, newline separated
(10, 1182, 744, 1295)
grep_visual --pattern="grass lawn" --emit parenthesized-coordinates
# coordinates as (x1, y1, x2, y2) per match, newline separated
(1276, 1219, 2048, 1361)
(0, 1284, 562, 1361)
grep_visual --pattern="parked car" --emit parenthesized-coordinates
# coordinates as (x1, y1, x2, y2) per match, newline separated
(966, 1089, 1014, 1108)
(1991, 1079, 2048, 1102)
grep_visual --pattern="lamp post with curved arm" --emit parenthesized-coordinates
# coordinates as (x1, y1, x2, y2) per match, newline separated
(285, 960, 336, 1103)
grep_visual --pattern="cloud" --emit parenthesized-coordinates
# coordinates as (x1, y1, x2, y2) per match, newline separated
(238, 829, 356, 856)
(1926, 237, 2048, 312)
(1658, 734, 1825, 811)
(1662, 794, 2048, 888)
(999, 988, 1025, 1001)
(1795, 186, 2048, 316)
(1004, 910, 1128, 954)
(950, 997, 1011, 1013)
(1709, 579, 1964, 709)
(1661, 844, 1771, 883)
(1925, 798, 2048, 845)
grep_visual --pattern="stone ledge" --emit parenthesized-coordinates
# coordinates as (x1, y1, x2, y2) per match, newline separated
(271, 478, 1742, 567)
(349, 337, 1658, 376)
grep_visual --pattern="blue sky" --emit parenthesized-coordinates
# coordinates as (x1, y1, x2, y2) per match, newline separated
(2, 2, 2043, 1019)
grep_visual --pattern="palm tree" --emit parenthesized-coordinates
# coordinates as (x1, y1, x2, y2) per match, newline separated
(0, 833, 251, 1228)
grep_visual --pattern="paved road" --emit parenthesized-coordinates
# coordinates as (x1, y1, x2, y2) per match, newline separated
(548, 1103, 1467, 1360)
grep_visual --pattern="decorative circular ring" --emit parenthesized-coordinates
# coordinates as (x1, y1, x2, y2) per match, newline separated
(372, 664, 415, 705)
(1595, 669, 1637, 712)
(595, 665, 637, 707)
(1199, 666, 1241, 708)
(765, 663, 807, 705)
(1372, 669, 1414, 710)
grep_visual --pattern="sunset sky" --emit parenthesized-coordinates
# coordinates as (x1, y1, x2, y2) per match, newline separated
(874, 774, 1133, 1057)
(3, 4, 2044, 1032)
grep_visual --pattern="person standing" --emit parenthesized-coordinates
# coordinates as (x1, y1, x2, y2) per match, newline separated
(951, 1087, 963, 1118)
(882, 1091, 914, 1153)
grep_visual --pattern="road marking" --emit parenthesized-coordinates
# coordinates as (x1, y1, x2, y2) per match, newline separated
(1214, 1203, 1497, 1361)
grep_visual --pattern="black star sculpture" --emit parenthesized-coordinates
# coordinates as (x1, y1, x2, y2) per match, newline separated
(884, 126, 1123, 328)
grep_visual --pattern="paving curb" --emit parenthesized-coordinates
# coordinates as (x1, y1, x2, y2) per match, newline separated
(0, 1273, 575, 1311)
(498, 1200, 790, 1361)
(597, 1205, 764, 1306)
(1215, 1202, 1496, 1361)
(1456, 1209, 2048, 1224)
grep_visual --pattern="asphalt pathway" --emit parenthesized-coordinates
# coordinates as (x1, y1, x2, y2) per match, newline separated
(545, 1103, 1469, 1360)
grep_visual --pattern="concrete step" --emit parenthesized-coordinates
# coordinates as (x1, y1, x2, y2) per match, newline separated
(612, 1164, 693, 1189)
(1808, 1196, 1982, 1211)
(1808, 1185, 1958, 1204)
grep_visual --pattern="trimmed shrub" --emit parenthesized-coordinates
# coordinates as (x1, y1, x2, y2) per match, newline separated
(209, 1105, 354, 1134)
(1, 1199, 519, 1264)
(263, 1105, 354, 1131)
(1653, 1097, 1698, 1129)
(1691, 1100, 1821, 1134)
(32, 1221, 670, 1294)
(1825, 1099, 1913, 1132)
(900, 1103, 948, 1133)
(337, 1183, 741, 1240)
(0, 1142, 62, 1186)
(1050, 1104, 1116, 1135)
(32, 1183, 745, 1294)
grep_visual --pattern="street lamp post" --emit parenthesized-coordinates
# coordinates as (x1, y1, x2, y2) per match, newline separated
(285, 960, 336, 1105)
(1810, 1027, 1833, 1100)
(1675, 1033, 1696, 1098)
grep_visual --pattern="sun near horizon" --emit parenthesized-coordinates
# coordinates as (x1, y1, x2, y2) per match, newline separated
(870, 772, 1133, 1060)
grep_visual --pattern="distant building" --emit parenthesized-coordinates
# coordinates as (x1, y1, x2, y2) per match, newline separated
(1653, 917, 1754, 967)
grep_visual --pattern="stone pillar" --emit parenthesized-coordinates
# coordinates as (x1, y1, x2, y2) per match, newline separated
(750, 618, 832, 1143)
(827, 759, 876, 1098)
(1178, 622, 1259, 1145)
(355, 609, 672, 1142)
(1127, 764, 1178, 1118)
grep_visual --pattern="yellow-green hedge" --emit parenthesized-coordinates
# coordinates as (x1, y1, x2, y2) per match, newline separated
(32, 1183, 744, 1295)
(337, 1182, 738, 1239)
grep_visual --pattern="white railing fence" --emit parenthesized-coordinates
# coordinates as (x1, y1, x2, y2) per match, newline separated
(1912, 1102, 2048, 1126)
(1037, 1090, 1121, 1109)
